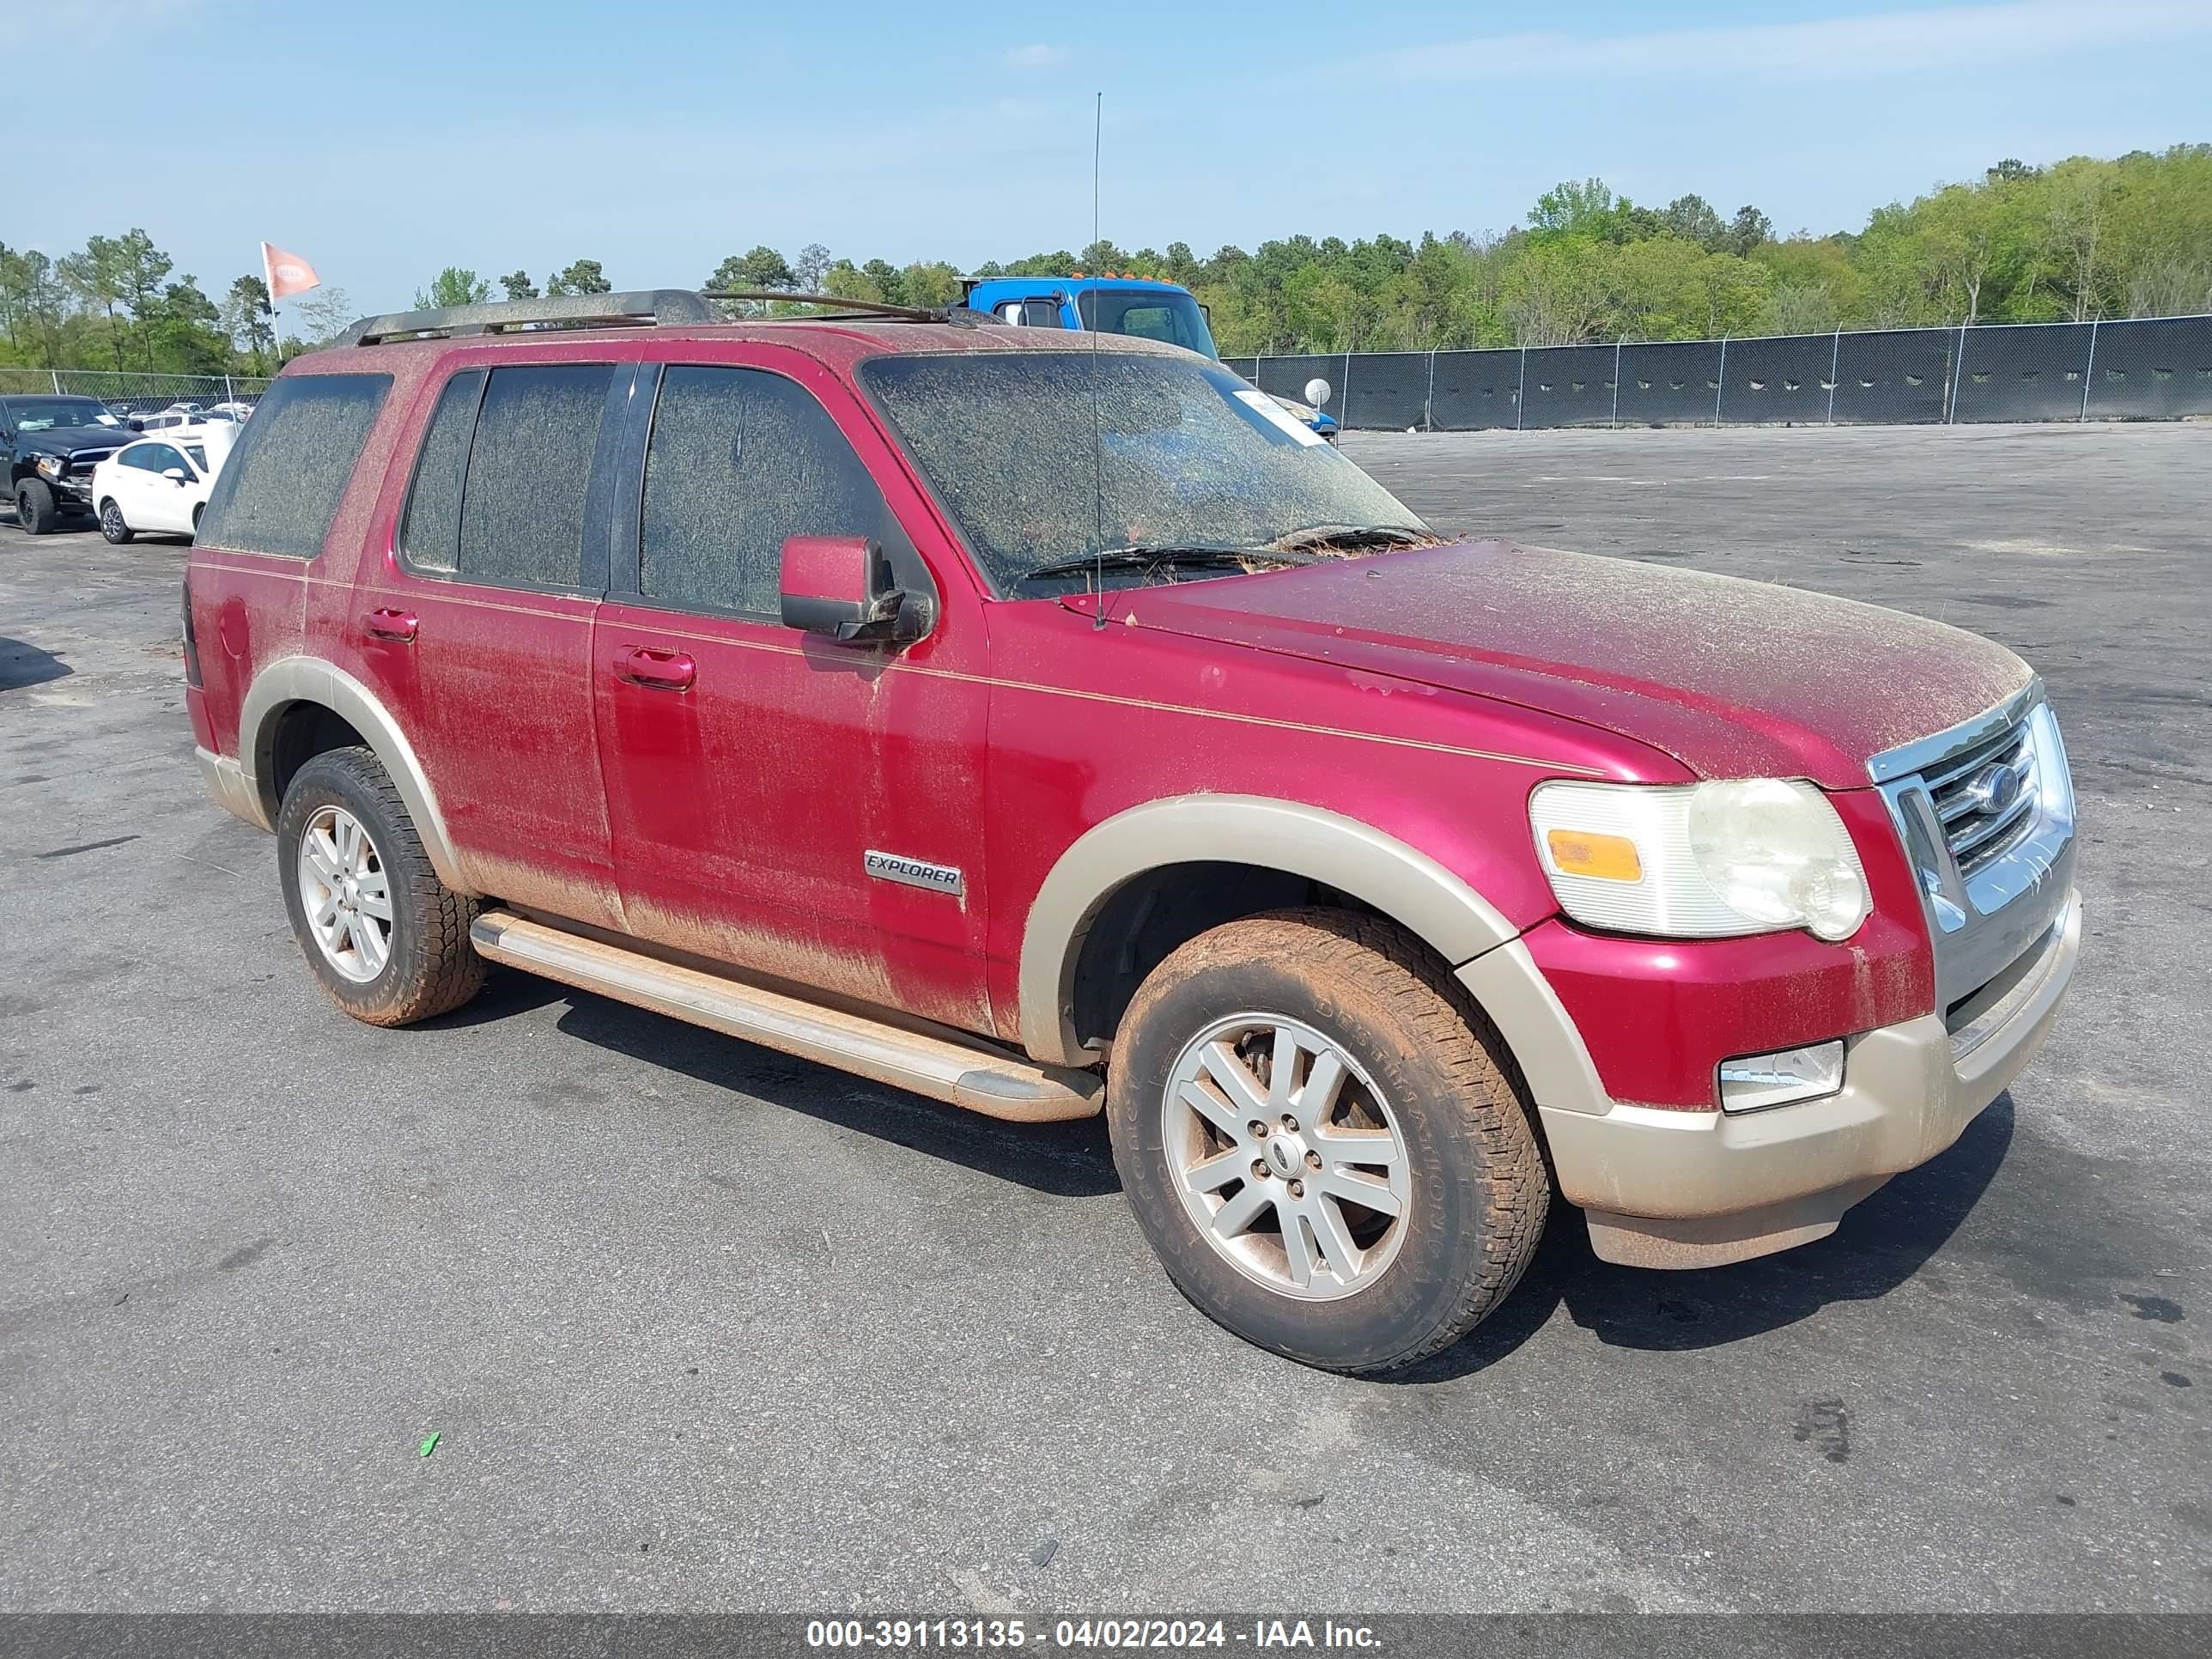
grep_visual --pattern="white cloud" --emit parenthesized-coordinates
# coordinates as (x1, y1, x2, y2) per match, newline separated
(1003, 43, 1070, 71)
(1346, 0, 2212, 85)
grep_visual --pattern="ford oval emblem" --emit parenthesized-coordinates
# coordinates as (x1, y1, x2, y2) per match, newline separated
(1972, 763, 2022, 817)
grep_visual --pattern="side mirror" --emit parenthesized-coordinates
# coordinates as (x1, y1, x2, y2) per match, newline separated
(161, 467, 190, 483)
(780, 535, 929, 646)
(128, 418, 144, 432)
(1304, 377, 1334, 410)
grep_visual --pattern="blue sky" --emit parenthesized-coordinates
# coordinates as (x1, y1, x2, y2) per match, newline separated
(17, 0, 2211, 316)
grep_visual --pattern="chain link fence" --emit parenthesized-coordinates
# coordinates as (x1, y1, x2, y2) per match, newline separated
(1224, 313, 2212, 432)
(0, 368, 274, 418)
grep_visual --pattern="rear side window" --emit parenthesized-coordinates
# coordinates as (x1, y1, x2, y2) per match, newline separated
(456, 363, 613, 591)
(398, 369, 485, 573)
(639, 366, 889, 617)
(194, 373, 391, 558)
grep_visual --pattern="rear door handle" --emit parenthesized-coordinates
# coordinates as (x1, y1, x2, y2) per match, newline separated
(364, 608, 417, 642)
(614, 646, 696, 690)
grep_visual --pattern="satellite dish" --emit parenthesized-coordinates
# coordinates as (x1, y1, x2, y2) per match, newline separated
(1304, 377, 1333, 409)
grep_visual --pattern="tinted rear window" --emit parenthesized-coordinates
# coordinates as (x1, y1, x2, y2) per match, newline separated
(398, 369, 485, 574)
(194, 374, 392, 558)
(457, 364, 612, 591)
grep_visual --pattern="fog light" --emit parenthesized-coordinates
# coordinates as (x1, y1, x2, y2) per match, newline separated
(1717, 1041, 1844, 1114)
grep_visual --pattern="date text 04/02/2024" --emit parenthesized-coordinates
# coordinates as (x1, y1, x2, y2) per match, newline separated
(803, 1619, 1382, 1650)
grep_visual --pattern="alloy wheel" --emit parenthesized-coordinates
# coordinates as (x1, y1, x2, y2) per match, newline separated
(296, 805, 393, 983)
(1160, 1013, 1412, 1300)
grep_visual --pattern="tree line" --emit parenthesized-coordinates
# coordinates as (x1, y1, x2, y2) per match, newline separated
(3, 143, 2203, 374)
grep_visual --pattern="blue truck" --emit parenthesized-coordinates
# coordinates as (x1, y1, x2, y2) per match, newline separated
(961, 273, 1340, 441)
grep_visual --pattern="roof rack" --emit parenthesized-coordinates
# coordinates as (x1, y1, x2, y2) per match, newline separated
(702, 289, 987, 326)
(335, 289, 717, 347)
(335, 287, 996, 348)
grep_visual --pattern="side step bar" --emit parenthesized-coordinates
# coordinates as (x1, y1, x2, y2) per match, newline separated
(469, 911, 1103, 1123)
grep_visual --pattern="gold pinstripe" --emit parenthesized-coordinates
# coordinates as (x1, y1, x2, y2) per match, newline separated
(195, 556, 1603, 776)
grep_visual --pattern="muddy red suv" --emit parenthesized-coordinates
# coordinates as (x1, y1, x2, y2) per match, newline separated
(185, 289, 2079, 1373)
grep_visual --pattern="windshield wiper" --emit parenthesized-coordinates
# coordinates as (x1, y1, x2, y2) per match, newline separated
(1017, 544, 1317, 586)
(1271, 521, 1437, 553)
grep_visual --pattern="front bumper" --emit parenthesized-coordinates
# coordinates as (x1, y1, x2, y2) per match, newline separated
(1464, 889, 2080, 1268)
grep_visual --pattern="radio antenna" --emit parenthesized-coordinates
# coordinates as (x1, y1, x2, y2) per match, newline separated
(1089, 89, 1107, 629)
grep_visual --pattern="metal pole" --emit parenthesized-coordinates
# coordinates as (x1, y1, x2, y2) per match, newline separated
(1338, 349, 1352, 433)
(1515, 344, 1526, 430)
(223, 374, 234, 404)
(1948, 322, 1968, 422)
(1826, 328, 1841, 424)
(1714, 336, 1728, 424)
(2079, 317, 2099, 421)
(1610, 337, 1623, 427)
(1424, 347, 1437, 432)
(50, 368, 62, 394)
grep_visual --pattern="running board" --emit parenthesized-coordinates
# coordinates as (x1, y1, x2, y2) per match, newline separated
(469, 911, 1102, 1123)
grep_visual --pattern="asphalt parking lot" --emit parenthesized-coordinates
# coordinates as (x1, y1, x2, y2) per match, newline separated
(3, 421, 2207, 1613)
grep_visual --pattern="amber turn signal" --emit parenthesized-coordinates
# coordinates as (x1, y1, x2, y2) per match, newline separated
(1544, 828, 1644, 883)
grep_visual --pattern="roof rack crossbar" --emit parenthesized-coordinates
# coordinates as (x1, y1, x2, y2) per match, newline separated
(335, 289, 718, 348)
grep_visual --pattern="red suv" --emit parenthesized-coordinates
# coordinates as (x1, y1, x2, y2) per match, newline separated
(185, 289, 2080, 1373)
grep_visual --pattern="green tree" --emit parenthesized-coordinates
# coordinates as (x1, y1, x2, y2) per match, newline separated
(499, 270, 538, 301)
(416, 268, 491, 308)
(820, 260, 885, 303)
(1658, 194, 1727, 249)
(900, 262, 963, 307)
(1724, 205, 1773, 257)
(114, 229, 174, 367)
(547, 258, 611, 295)
(860, 258, 904, 306)
(58, 235, 130, 368)
(793, 243, 833, 292)
(224, 275, 276, 368)
(295, 288, 357, 348)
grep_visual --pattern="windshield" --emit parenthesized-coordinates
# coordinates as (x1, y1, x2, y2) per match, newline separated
(1075, 288, 1218, 358)
(862, 351, 1425, 592)
(5, 399, 123, 433)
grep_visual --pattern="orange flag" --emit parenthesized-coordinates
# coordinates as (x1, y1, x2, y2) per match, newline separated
(261, 242, 321, 301)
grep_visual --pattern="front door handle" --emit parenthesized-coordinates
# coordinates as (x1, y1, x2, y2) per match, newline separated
(364, 608, 418, 642)
(614, 646, 696, 690)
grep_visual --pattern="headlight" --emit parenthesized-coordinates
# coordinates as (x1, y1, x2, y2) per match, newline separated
(1529, 778, 1871, 941)
(34, 454, 66, 480)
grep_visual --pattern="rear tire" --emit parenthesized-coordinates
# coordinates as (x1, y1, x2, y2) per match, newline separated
(99, 499, 134, 544)
(276, 745, 484, 1026)
(1107, 908, 1548, 1375)
(15, 478, 58, 535)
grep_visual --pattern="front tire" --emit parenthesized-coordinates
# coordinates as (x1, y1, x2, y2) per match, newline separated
(276, 745, 484, 1026)
(99, 499, 135, 544)
(15, 477, 58, 535)
(1108, 909, 1548, 1375)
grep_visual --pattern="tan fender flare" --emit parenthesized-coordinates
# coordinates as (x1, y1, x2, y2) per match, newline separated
(238, 656, 472, 893)
(1018, 794, 1526, 1068)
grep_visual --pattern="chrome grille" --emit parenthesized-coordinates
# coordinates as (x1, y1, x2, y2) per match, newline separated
(1923, 719, 2037, 876)
(1869, 681, 2076, 1017)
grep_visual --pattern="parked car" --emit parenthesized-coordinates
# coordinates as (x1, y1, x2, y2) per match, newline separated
(963, 273, 1340, 441)
(3, 393, 138, 532)
(135, 403, 208, 434)
(185, 289, 2079, 1374)
(90, 432, 226, 543)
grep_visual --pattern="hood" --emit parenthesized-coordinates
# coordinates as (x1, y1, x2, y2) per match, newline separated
(13, 427, 131, 460)
(1109, 539, 2033, 787)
